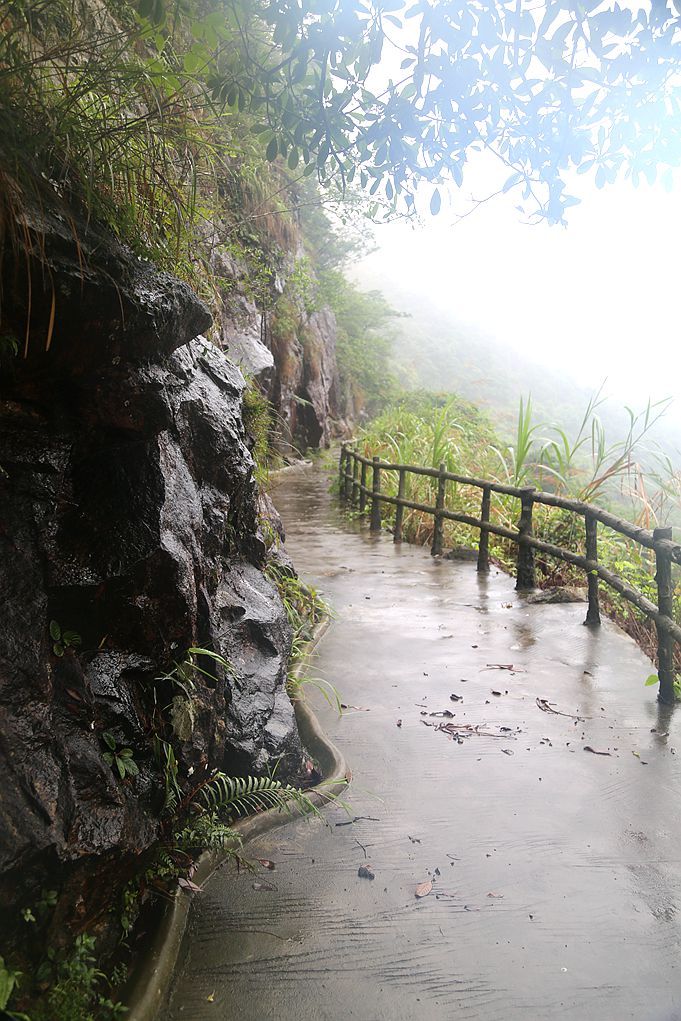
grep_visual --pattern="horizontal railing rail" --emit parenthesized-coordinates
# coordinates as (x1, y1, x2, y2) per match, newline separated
(338, 441, 680, 704)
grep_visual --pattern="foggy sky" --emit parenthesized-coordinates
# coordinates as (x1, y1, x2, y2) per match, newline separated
(355, 175, 681, 423)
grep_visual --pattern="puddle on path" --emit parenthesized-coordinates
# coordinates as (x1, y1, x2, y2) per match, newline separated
(166, 465, 681, 1021)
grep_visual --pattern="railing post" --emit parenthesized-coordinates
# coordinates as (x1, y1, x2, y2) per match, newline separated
(584, 512, 601, 626)
(394, 468, 406, 543)
(477, 485, 491, 573)
(338, 443, 347, 500)
(654, 526, 675, 704)
(516, 487, 536, 590)
(370, 456, 382, 532)
(431, 462, 447, 556)
(351, 448, 360, 505)
(343, 448, 353, 502)
(359, 460, 368, 514)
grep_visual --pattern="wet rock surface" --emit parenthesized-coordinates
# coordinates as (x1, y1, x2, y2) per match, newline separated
(208, 241, 344, 451)
(0, 212, 301, 939)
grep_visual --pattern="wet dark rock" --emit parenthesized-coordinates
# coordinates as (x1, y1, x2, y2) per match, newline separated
(526, 587, 587, 604)
(445, 546, 479, 562)
(0, 211, 302, 941)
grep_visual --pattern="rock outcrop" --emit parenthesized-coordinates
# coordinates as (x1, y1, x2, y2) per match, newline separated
(208, 240, 343, 452)
(0, 208, 302, 935)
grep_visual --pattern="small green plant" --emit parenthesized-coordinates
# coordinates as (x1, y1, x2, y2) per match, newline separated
(243, 382, 280, 485)
(33, 935, 126, 1021)
(645, 673, 681, 700)
(102, 733, 139, 780)
(49, 621, 81, 658)
(265, 564, 330, 661)
(156, 648, 231, 697)
(22, 888, 58, 926)
(0, 332, 18, 360)
(153, 736, 182, 815)
(286, 672, 343, 714)
(0, 956, 22, 1011)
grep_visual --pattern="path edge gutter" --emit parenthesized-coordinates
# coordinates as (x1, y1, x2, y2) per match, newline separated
(124, 617, 349, 1021)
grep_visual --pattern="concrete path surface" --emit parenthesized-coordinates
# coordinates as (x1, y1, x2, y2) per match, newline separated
(166, 464, 681, 1021)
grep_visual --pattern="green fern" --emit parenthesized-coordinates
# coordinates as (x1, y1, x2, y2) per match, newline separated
(174, 814, 242, 854)
(198, 773, 320, 820)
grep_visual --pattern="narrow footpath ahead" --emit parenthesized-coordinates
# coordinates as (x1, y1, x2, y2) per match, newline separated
(167, 463, 681, 1021)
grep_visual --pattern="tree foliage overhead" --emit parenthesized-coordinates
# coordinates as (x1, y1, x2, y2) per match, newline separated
(3, 0, 679, 251)
(202, 0, 681, 222)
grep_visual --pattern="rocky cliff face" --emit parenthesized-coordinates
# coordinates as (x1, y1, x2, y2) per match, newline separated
(0, 208, 302, 938)
(209, 240, 344, 452)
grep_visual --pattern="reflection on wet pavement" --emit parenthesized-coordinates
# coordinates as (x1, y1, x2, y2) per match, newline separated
(167, 464, 681, 1021)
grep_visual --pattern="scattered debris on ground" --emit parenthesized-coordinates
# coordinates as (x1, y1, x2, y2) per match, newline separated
(537, 697, 588, 720)
(335, 816, 380, 827)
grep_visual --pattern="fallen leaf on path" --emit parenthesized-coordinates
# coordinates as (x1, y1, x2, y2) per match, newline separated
(487, 892, 504, 898)
(486, 663, 514, 670)
(340, 704, 370, 711)
(584, 746, 611, 756)
(207, 992, 215, 1003)
(257, 859, 276, 870)
(450, 693, 463, 701)
(415, 881, 433, 899)
(396, 719, 402, 727)
(357, 865, 375, 880)
(252, 881, 277, 891)
(491, 690, 502, 696)
(429, 709, 455, 718)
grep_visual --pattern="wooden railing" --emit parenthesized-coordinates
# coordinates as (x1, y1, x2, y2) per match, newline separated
(338, 442, 681, 704)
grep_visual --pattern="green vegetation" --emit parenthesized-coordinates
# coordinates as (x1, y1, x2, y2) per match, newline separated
(5, 0, 667, 226)
(242, 382, 282, 485)
(265, 562, 329, 662)
(3, 632, 323, 1018)
(319, 271, 398, 417)
(0, 957, 22, 1012)
(355, 390, 681, 678)
(265, 562, 341, 711)
(49, 621, 81, 658)
(102, 733, 139, 781)
(31, 936, 126, 1021)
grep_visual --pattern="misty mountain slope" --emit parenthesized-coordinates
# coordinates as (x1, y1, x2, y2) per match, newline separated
(355, 272, 681, 455)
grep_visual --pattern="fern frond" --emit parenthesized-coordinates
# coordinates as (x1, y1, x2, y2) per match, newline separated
(199, 773, 320, 820)
(174, 814, 242, 853)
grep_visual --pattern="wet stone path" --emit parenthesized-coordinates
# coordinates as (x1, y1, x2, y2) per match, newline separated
(167, 464, 681, 1021)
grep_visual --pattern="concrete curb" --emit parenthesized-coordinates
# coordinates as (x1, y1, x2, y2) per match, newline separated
(124, 618, 349, 1021)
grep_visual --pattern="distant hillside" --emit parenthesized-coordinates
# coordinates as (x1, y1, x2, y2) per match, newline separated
(353, 272, 681, 459)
